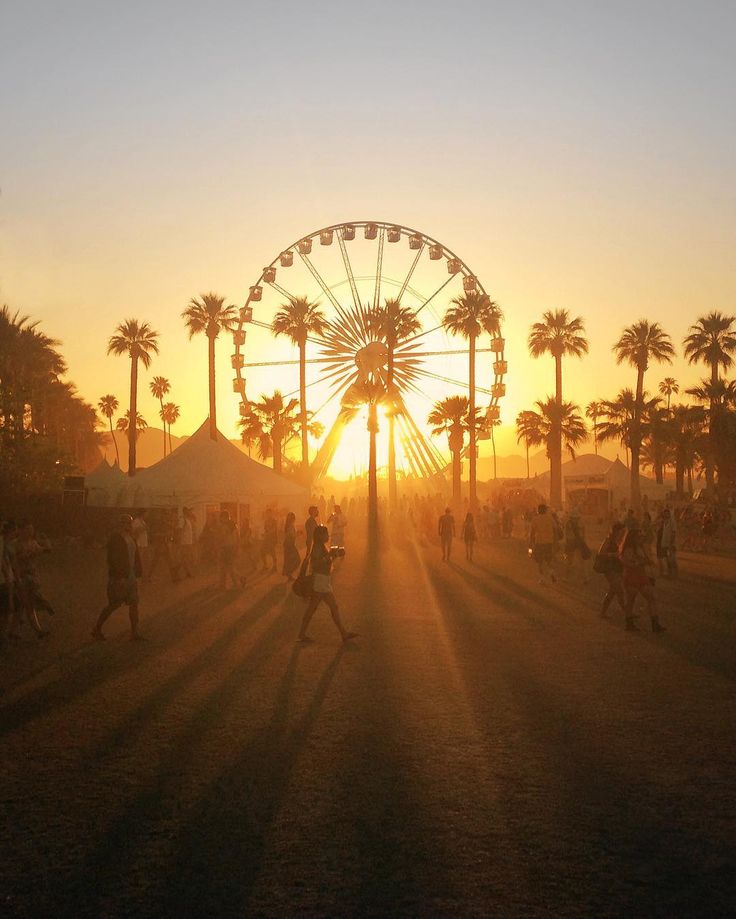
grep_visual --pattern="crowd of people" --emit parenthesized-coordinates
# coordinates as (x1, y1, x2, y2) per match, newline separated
(2, 490, 732, 648)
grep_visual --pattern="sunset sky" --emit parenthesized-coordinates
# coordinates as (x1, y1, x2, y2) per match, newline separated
(2, 2, 735, 475)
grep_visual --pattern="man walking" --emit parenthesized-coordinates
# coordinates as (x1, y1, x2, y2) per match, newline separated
(438, 507, 455, 562)
(92, 514, 143, 641)
(530, 503, 557, 585)
(305, 505, 319, 553)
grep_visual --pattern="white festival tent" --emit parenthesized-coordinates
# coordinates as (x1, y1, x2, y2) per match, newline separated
(94, 419, 308, 525)
(535, 453, 668, 511)
(84, 457, 128, 506)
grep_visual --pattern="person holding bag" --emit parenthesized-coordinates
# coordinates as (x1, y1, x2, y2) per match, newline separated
(296, 525, 356, 644)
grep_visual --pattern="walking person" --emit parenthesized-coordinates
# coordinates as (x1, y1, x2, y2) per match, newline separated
(529, 503, 557, 585)
(92, 514, 144, 641)
(327, 504, 347, 547)
(260, 508, 278, 572)
(1, 521, 18, 642)
(564, 508, 591, 583)
(282, 512, 300, 581)
(179, 507, 197, 578)
(304, 505, 319, 552)
(438, 507, 455, 562)
(461, 512, 477, 561)
(594, 522, 626, 617)
(131, 509, 149, 579)
(218, 510, 240, 589)
(656, 508, 678, 578)
(297, 525, 356, 644)
(16, 523, 56, 630)
(619, 523, 665, 633)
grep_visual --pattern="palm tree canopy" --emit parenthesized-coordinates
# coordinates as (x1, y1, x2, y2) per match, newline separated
(368, 299, 422, 349)
(182, 293, 238, 340)
(271, 295, 327, 346)
(149, 376, 171, 400)
(161, 402, 181, 425)
(98, 394, 119, 419)
(614, 320, 674, 371)
(528, 398, 588, 459)
(597, 389, 661, 448)
(528, 309, 588, 360)
(516, 409, 542, 446)
(116, 411, 148, 437)
(683, 311, 736, 373)
(686, 377, 736, 407)
(427, 395, 472, 437)
(443, 292, 502, 341)
(659, 377, 679, 397)
(107, 319, 160, 368)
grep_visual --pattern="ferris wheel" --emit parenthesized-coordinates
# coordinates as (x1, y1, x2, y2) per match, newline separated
(231, 221, 507, 483)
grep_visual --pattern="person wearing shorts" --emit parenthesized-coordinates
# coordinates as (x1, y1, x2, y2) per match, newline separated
(530, 503, 557, 584)
(297, 525, 356, 644)
(92, 514, 143, 641)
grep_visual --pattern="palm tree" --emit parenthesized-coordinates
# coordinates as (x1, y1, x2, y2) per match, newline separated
(443, 292, 502, 508)
(516, 410, 541, 478)
(149, 376, 171, 458)
(239, 410, 262, 457)
(428, 395, 472, 504)
(597, 389, 661, 469)
(116, 411, 148, 442)
(245, 391, 300, 475)
(658, 377, 679, 412)
(666, 404, 707, 497)
(522, 399, 588, 495)
(585, 401, 602, 455)
(107, 320, 159, 477)
(528, 310, 588, 508)
(368, 298, 421, 508)
(614, 320, 674, 508)
(485, 417, 501, 480)
(161, 402, 180, 453)
(182, 293, 238, 441)
(97, 394, 120, 465)
(271, 295, 328, 473)
(684, 311, 736, 491)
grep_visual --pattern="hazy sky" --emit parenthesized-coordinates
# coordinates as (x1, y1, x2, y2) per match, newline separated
(2, 1, 735, 469)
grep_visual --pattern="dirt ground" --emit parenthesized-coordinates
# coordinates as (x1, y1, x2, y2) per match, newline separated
(1, 528, 734, 918)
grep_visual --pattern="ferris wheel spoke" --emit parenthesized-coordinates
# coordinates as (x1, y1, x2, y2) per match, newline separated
(337, 228, 361, 310)
(399, 404, 446, 475)
(396, 242, 425, 304)
(373, 227, 385, 309)
(298, 251, 343, 311)
(414, 274, 457, 317)
(413, 367, 493, 397)
(405, 348, 493, 359)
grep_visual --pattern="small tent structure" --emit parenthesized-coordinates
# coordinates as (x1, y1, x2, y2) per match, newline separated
(535, 453, 667, 513)
(118, 419, 308, 526)
(84, 458, 128, 506)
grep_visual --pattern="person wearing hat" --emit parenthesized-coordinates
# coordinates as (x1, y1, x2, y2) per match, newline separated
(92, 514, 143, 640)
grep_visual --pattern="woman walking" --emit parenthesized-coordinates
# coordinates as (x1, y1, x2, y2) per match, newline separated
(461, 512, 477, 561)
(282, 512, 300, 581)
(620, 523, 665, 633)
(594, 521, 626, 617)
(297, 525, 357, 644)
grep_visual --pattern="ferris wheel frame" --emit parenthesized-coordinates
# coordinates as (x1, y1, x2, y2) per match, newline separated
(231, 220, 508, 480)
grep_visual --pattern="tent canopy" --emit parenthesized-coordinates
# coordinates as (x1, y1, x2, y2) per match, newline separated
(535, 453, 667, 504)
(121, 418, 307, 507)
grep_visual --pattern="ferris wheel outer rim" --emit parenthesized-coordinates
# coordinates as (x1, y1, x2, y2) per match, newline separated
(232, 220, 506, 419)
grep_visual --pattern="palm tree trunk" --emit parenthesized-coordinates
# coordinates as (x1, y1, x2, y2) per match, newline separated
(368, 400, 378, 526)
(273, 434, 282, 475)
(491, 424, 497, 479)
(687, 465, 693, 495)
(208, 333, 217, 441)
(159, 397, 166, 457)
(128, 356, 138, 477)
(630, 366, 644, 510)
(593, 418, 598, 455)
(706, 361, 718, 493)
(550, 353, 563, 508)
(452, 448, 461, 503)
(109, 417, 120, 466)
(299, 339, 309, 472)
(387, 352, 397, 511)
(469, 331, 477, 508)
(526, 441, 530, 479)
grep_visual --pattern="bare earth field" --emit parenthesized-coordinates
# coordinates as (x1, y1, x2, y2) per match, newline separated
(1, 529, 734, 918)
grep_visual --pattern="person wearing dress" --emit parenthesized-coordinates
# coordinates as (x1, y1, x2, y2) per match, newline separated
(461, 512, 477, 561)
(282, 512, 300, 581)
